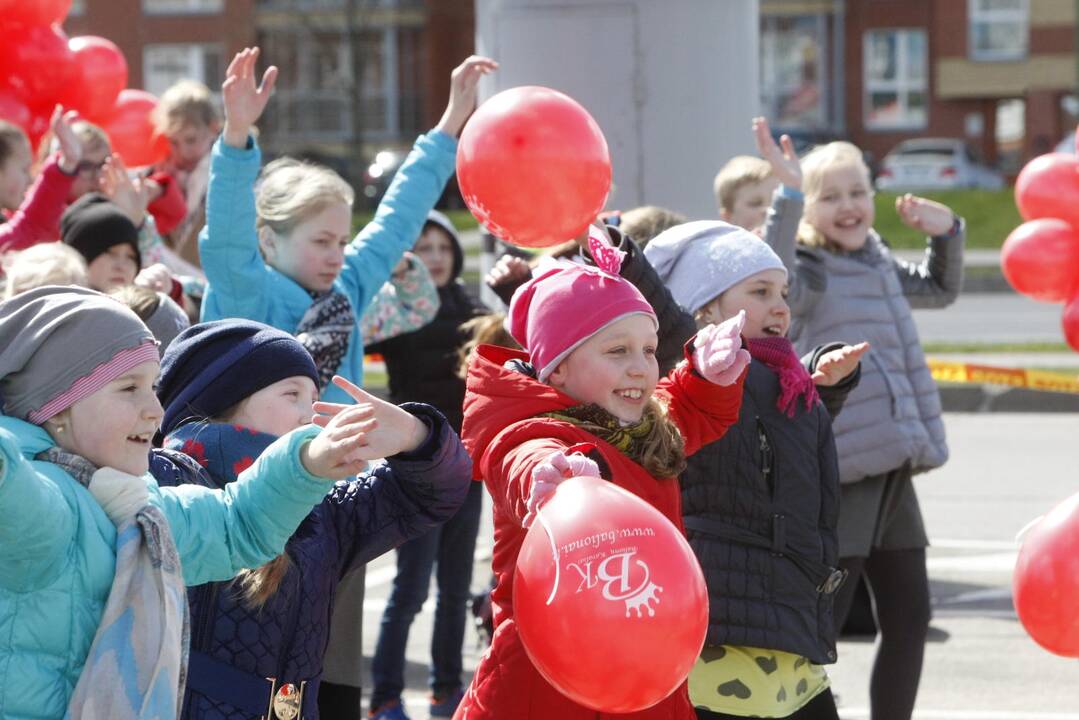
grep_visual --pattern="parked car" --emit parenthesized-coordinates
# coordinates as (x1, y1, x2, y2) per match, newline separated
(875, 138, 1004, 191)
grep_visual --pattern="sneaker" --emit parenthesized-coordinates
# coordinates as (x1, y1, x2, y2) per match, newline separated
(368, 699, 411, 720)
(429, 688, 465, 718)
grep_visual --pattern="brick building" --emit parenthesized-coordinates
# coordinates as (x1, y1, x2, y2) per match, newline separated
(760, 0, 1078, 171)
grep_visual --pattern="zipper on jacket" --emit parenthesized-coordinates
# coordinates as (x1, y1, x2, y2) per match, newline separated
(757, 417, 775, 496)
(867, 352, 899, 419)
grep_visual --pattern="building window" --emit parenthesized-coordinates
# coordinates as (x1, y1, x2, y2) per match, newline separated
(969, 0, 1028, 61)
(863, 29, 928, 130)
(143, 0, 223, 13)
(143, 44, 224, 97)
(760, 14, 830, 130)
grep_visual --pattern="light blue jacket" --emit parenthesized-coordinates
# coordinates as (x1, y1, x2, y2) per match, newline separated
(199, 130, 458, 404)
(0, 417, 333, 720)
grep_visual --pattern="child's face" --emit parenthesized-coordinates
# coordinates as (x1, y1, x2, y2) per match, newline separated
(68, 143, 110, 202)
(267, 202, 352, 293)
(804, 163, 875, 251)
(167, 122, 217, 172)
(52, 359, 163, 475)
(548, 313, 659, 424)
(227, 376, 319, 438)
(722, 177, 779, 232)
(86, 245, 138, 292)
(0, 138, 32, 211)
(700, 269, 790, 339)
(413, 226, 455, 287)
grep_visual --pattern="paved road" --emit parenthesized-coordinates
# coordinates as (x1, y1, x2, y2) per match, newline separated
(912, 293, 1065, 345)
(356, 413, 1079, 719)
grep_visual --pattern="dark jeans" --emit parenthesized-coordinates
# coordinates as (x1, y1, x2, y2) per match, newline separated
(370, 481, 485, 706)
(695, 687, 839, 719)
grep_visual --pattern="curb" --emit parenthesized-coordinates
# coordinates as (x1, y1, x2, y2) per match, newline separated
(939, 385, 1079, 412)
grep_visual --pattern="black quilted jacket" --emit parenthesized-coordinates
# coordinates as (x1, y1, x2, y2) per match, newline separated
(151, 404, 472, 720)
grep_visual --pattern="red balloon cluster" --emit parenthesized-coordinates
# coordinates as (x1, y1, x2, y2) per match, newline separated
(1013, 490, 1079, 657)
(456, 86, 612, 248)
(514, 476, 707, 713)
(1006, 141, 1079, 349)
(0, 3, 167, 166)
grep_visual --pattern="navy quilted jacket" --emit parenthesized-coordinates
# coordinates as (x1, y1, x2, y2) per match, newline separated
(151, 403, 472, 720)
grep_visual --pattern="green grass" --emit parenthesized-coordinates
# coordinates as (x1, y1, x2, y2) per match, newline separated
(353, 208, 480, 234)
(874, 190, 1021, 250)
(922, 341, 1073, 353)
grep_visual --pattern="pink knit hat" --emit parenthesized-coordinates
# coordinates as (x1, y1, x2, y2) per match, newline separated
(507, 246, 657, 381)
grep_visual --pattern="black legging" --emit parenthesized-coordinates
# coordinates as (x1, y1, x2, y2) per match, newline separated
(833, 548, 931, 720)
(695, 687, 840, 719)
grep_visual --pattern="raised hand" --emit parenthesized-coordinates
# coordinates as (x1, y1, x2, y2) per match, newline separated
(51, 105, 83, 175)
(895, 194, 956, 237)
(752, 116, 801, 190)
(485, 253, 531, 290)
(308, 376, 429, 473)
(693, 310, 751, 386)
(812, 342, 870, 386)
(134, 263, 173, 293)
(522, 450, 600, 528)
(101, 154, 151, 226)
(436, 55, 499, 138)
(222, 47, 278, 148)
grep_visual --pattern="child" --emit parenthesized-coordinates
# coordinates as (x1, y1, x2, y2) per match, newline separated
(2, 242, 87, 298)
(755, 122, 963, 720)
(200, 47, 498, 405)
(714, 155, 779, 231)
(456, 245, 751, 719)
(645, 222, 866, 719)
(366, 210, 487, 720)
(60, 192, 142, 291)
(616, 205, 687, 247)
(151, 319, 472, 720)
(0, 286, 392, 718)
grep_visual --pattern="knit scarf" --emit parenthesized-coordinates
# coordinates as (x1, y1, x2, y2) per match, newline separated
(36, 447, 190, 720)
(745, 336, 820, 418)
(163, 421, 277, 487)
(296, 289, 355, 392)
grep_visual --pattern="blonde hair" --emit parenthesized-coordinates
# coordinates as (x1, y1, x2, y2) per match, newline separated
(713, 155, 774, 213)
(3, 243, 88, 299)
(234, 555, 293, 610)
(457, 313, 521, 379)
(255, 157, 355, 237)
(108, 284, 162, 321)
(797, 141, 873, 249)
(618, 206, 687, 247)
(152, 79, 220, 136)
(37, 120, 111, 169)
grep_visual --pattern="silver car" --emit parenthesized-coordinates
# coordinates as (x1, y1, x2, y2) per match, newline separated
(875, 138, 1004, 191)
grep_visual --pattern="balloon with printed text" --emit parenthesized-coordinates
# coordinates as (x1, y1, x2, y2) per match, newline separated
(456, 86, 611, 248)
(1000, 218, 1079, 303)
(100, 89, 169, 168)
(1013, 489, 1079, 657)
(514, 476, 707, 712)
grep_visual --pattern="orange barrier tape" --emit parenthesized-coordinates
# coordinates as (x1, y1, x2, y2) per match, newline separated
(927, 359, 1079, 395)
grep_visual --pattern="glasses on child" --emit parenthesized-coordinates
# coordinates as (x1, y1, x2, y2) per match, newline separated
(74, 159, 107, 177)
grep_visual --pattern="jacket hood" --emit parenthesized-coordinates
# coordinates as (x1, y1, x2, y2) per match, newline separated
(461, 343, 578, 478)
(422, 209, 465, 281)
(0, 414, 56, 458)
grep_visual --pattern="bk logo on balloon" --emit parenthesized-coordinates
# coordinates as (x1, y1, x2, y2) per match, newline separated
(564, 535, 663, 617)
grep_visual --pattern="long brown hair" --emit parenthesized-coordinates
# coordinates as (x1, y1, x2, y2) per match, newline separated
(637, 396, 687, 478)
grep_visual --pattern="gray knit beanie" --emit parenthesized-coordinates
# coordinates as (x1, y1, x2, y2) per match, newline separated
(0, 286, 156, 422)
(643, 221, 787, 314)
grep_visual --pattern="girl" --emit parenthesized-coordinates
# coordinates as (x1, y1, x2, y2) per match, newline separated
(457, 243, 751, 720)
(0, 286, 392, 719)
(756, 127, 964, 720)
(645, 222, 866, 719)
(151, 319, 472, 720)
(199, 47, 497, 404)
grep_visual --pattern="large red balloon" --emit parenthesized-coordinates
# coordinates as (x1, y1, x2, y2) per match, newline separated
(101, 89, 169, 168)
(514, 476, 707, 713)
(0, 0, 71, 26)
(1015, 153, 1079, 230)
(0, 24, 76, 110)
(1063, 295, 1079, 352)
(457, 86, 611, 248)
(1000, 218, 1079, 303)
(1013, 490, 1079, 657)
(65, 37, 129, 122)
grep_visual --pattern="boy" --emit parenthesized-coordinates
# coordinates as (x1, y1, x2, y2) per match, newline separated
(713, 155, 778, 231)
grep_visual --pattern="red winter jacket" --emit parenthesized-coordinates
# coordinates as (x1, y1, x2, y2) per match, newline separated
(455, 344, 746, 720)
(0, 155, 75, 255)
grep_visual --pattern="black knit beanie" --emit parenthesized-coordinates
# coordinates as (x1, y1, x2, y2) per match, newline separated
(60, 192, 141, 267)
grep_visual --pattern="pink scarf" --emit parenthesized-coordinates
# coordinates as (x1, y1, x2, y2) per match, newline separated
(745, 336, 820, 418)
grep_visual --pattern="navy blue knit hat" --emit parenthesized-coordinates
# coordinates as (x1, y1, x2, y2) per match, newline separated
(157, 319, 319, 438)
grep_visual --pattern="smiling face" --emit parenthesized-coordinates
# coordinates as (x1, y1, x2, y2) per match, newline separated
(803, 162, 875, 251)
(698, 268, 790, 339)
(47, 359, 163, 475)
(547, 313, 659, 424)
(225, 375, 319, 438)
(262, 201, 352, 293)
(413, 225, 456, 287)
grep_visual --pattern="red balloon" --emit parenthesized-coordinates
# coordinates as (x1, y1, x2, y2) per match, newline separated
(1063, 295, 1079, 352)
(0, 0, 71, 26)
(65, 36, 129, 122)
(1013, 490, 1079, 657)
(1000, 218, 1079, 302)
(101, 89, 168, 168)
(0, 24, 76, 111)
(456, 86, 611, 248)
(1015, 153, 1079, 230)
(514, 476, 707, 712)
(0, 89, 31, 132)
